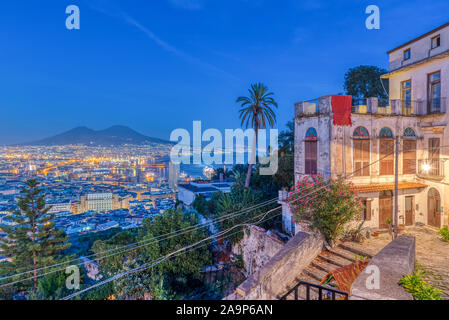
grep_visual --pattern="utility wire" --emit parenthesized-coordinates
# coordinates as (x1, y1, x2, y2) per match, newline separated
(60, 208, 283, 300)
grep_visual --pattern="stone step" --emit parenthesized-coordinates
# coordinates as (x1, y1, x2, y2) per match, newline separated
(338, 243, 373, 259)
(303, 266, 328, 283)
(326, 246, 359, 263)
(318, 251, 354, 268)
(311, 258, 342, 274)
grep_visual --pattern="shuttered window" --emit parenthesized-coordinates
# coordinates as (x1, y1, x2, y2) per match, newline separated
(429, 138, 440, 160)
(354, 140, 370, 176)
(305, 141, 317, 175)
(380, 139, 394, 175)
(403, 140, 417, 174)
(305, 128, 318, 175)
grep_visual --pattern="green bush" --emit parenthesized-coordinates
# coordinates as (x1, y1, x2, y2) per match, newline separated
(440, 225, 449, 242)
(399, 271, 442, 300)
(288, 175, 362, 244)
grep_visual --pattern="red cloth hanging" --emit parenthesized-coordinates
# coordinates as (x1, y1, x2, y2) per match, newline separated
(331, 95, 352, 126)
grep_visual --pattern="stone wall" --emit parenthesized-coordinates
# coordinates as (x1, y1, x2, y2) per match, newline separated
(232, 225, 285, 277)
(230, 231, 324, 300)
(351, 235, 415, 300)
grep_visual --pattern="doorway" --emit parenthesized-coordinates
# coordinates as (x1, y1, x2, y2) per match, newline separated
(379, 191, 393, 228)
(405, 196, 414, 226)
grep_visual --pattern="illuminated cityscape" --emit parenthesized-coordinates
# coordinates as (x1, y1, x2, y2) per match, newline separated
(0, 144, 183, 237)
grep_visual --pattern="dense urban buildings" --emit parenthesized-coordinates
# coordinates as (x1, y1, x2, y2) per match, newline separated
(0, 144, 190, 238)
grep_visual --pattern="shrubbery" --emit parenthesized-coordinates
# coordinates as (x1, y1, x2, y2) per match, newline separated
(440, 225, 449, 242)
(400, 267, 443, 300)
(288, 175, 362, 244)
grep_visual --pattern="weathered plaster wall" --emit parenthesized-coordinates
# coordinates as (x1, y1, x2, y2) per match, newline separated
(388, 25, 449, 71)
(294, 96, 332, 181)
(230, 232, 324, 300)
(232, 225, 285, 277)
(294, 93, 449, 228)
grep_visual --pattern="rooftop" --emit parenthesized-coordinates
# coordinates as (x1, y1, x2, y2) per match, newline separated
(387, 21, 449, 54)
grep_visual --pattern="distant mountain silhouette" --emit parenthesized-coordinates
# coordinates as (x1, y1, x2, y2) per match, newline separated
(22, 125, 172, 146)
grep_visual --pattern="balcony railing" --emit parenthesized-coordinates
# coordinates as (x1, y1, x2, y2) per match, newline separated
(296, 96, 447, 118)
(279, 280, 349, 300)
(352, 98, 371, 114)
(417, 159, 445, 179)
(295, 98, 325, 117)
(389, 98, 447, 116)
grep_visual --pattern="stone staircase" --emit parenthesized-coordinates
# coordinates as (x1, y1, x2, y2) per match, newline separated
(282, 243, 372, 300)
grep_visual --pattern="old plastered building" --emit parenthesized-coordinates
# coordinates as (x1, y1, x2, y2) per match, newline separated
(282, 22, 449, 233)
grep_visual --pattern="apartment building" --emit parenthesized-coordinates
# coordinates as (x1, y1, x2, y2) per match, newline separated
(81, 192, 116, 213)
(284, 22, 449, 233)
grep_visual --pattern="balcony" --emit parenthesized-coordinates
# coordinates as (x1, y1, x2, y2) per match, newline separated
(295, 97, 331, 118)
(295, 96, 447, 119)
(389, 98, 447, 116)
(352, 98, 370, 113)
(417, 159, 445, 180)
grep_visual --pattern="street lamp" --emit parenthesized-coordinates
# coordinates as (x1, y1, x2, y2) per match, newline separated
(422, 163, 431, 173)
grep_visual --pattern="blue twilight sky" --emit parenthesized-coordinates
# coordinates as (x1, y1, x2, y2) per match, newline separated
(0, 0, 448, 144)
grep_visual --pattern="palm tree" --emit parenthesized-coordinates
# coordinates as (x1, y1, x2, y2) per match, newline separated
(237, 83, 278, 188)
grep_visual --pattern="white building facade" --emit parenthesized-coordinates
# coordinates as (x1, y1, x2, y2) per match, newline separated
(283, 22, 449, 233)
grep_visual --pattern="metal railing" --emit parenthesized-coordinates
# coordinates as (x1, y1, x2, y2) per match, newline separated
(389, 98, 447, 116)
(352, 98, 371, 114)
(417, 159, 445, 178)
(296, 97, 447, 118)
(279, 280, 349, 300)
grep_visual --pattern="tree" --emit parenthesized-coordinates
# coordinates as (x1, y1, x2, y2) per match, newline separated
(273, 153, 294, 190)
(92, 209, 212, 299)
(279, 121, 294, 154)
(141, 209, 211, 279)
(216, 185, 278, 245)
(344, 65, 388, 101)
(206, 191, 223, 216)
(0, 180, 71, 294)
(192, 196, 209, 216)
(274, 121, 295, 189)
(288, 175, 362, 245)
(28, 270, 84, 300)
(237, 83, 278, 188)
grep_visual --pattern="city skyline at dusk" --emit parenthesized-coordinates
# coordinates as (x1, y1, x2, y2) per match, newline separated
(1, 0, 449, 305)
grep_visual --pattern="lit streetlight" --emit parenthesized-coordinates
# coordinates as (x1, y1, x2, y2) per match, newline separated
(422, 163, 432, 173)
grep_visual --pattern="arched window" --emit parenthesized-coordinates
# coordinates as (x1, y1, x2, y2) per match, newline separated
(404, 128, 416, 137)
(379, 127, 394, 138)
(353, 127, 370, 139)
(305, 127, 318, 140)
(379, 128, 394, 175)
(353, 127, 370, 176)
(304, 128, 317, 174)
(403, 128, 417, 174)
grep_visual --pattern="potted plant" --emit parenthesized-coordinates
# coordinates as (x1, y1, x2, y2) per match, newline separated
(350, 221, 367, 243)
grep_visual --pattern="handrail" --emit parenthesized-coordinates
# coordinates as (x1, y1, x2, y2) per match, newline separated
(279, 280, 349, 300)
